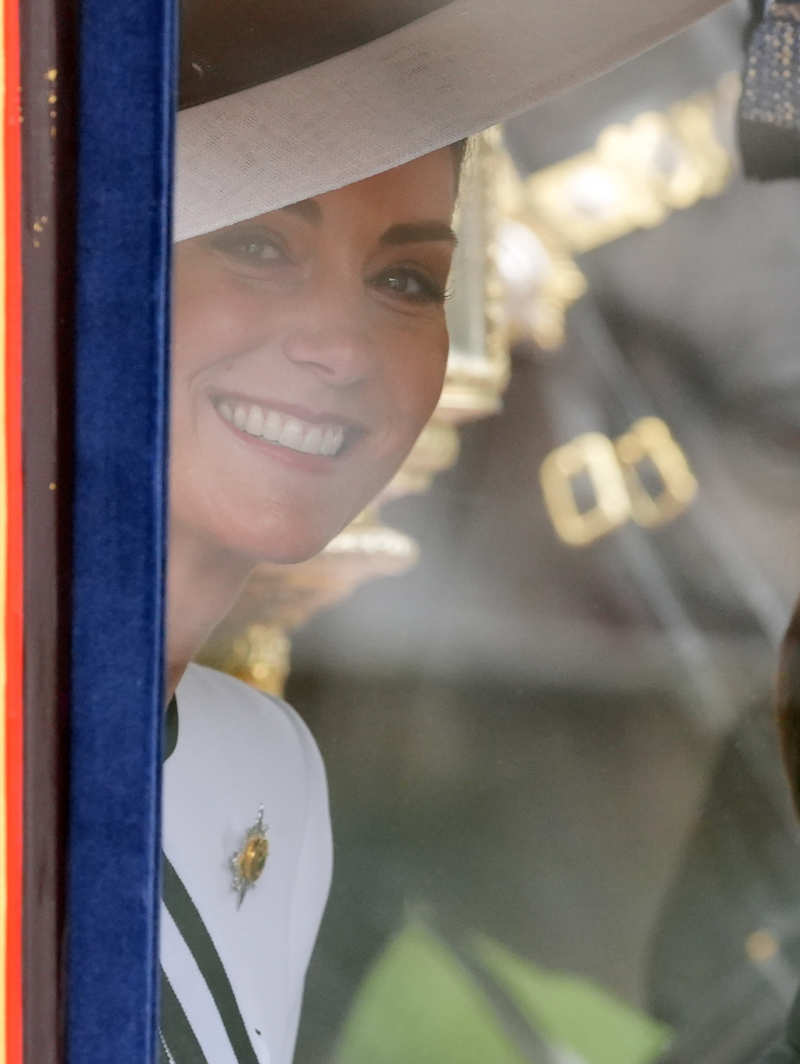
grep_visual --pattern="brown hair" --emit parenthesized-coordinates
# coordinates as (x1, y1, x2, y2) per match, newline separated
(451, 138, 469, 194)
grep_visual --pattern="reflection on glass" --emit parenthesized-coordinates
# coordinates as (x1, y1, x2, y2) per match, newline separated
(166, 2, 800, 1063)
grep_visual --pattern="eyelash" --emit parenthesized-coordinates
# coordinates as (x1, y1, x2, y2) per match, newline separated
(209, 231, 448, 305)
(372, 266, 448, 305)
(209, 228, 286, 264)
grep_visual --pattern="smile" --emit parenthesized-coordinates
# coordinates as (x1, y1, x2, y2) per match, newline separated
(214, 396, 347, 457)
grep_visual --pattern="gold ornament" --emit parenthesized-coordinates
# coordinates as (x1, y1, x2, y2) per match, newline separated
(230, 807, 269, 908)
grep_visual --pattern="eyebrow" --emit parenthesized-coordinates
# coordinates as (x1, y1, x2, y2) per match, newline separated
(380, 221, 458, 247)
(278, 201, 457, 247)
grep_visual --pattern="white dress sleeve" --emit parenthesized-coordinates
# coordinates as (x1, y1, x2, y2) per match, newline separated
(161, 663, 332, 1064)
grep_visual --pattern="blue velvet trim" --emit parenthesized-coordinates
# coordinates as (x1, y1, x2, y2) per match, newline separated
(65, 0, 176, 1058)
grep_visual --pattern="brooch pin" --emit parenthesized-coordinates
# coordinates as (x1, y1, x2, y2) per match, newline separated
(230, 806, 269, 908)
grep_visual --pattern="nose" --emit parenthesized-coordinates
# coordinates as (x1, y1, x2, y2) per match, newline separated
(282, 287, 375, 387)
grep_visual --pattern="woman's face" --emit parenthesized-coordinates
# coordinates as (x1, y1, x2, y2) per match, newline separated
(170, 148, 457, 564)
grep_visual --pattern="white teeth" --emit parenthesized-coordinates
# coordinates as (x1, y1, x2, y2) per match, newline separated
(279, 417, 304, 448)
(216, 397, 348, 456)
(300, 426, 323, 454)
(263, 409, 282, 442)
(245, 405, 264, 435)
(321, 426, 343, 456)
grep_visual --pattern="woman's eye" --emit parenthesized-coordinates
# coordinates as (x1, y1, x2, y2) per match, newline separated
(376, 266, 446, 304)
(237, 239, 282, 262)
(208, 228, 286, 266)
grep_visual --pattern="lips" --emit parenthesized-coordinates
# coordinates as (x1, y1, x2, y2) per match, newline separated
(212, 395, 353, 457)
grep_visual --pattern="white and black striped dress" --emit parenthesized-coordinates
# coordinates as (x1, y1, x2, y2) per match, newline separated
(160, 664, 332, 1064)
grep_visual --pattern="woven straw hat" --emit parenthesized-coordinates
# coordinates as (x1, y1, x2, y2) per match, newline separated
(175, 0, 729, 240)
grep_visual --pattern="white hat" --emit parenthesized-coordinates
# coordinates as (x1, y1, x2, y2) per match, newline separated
(175, 0, 729, 241)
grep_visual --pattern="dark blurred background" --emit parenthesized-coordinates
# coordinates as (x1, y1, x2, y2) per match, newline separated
(288, 3, 800, 1060)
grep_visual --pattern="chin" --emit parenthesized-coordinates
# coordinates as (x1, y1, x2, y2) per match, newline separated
(179, 466, 391, 569)
(255, 536, 332, 567)
(222, 510, 352, 568)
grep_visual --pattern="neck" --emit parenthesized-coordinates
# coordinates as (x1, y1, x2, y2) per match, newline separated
(165, 524, 254, 701)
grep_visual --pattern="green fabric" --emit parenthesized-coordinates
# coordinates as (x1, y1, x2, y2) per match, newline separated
(336, 922, 671, 1064)
(336, 922, 529, 1064)
(472, 935, 671, 1064)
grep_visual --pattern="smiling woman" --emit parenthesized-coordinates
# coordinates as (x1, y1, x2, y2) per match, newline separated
(150, 1, 732, 1062)
(168, 153, 456, 582)
(161, 149, 458, 1064)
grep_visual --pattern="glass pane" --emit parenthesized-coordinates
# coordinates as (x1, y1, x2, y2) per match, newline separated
(166, 3, 800, 1063)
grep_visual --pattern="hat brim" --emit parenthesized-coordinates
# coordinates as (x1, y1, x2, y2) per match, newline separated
(175, 0, 728, 241)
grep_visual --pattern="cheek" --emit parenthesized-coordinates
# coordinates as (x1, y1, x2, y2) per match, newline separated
(390, 325, 449, 431)
(171, 268, 262, 381)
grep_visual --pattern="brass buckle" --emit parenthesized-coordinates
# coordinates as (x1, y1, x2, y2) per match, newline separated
(539, 432, 630, 547)
(540, 419, 697, 545)
(615, 417, 697, 529)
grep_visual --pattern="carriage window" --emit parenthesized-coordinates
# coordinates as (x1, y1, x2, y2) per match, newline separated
(166, 3, 800, 1062)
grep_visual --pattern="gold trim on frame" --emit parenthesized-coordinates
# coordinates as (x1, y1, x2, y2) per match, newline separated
(523, 75, 739, 256)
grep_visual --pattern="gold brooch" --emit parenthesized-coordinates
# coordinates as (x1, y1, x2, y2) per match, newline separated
(230, 807, 269, 908)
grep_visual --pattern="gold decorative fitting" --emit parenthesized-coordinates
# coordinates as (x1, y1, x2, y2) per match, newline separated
(522, 75, 738, 256)
(540, 433, 631, 547)
(230, 807, 269, 908)
(541, 419, 698, 547)
(476, 76, 740, 354)
(226, 624, 292, 696)
(492, 217, 586, 351)
(615, 417, 698, 529)
(480, 125, 588, 352)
